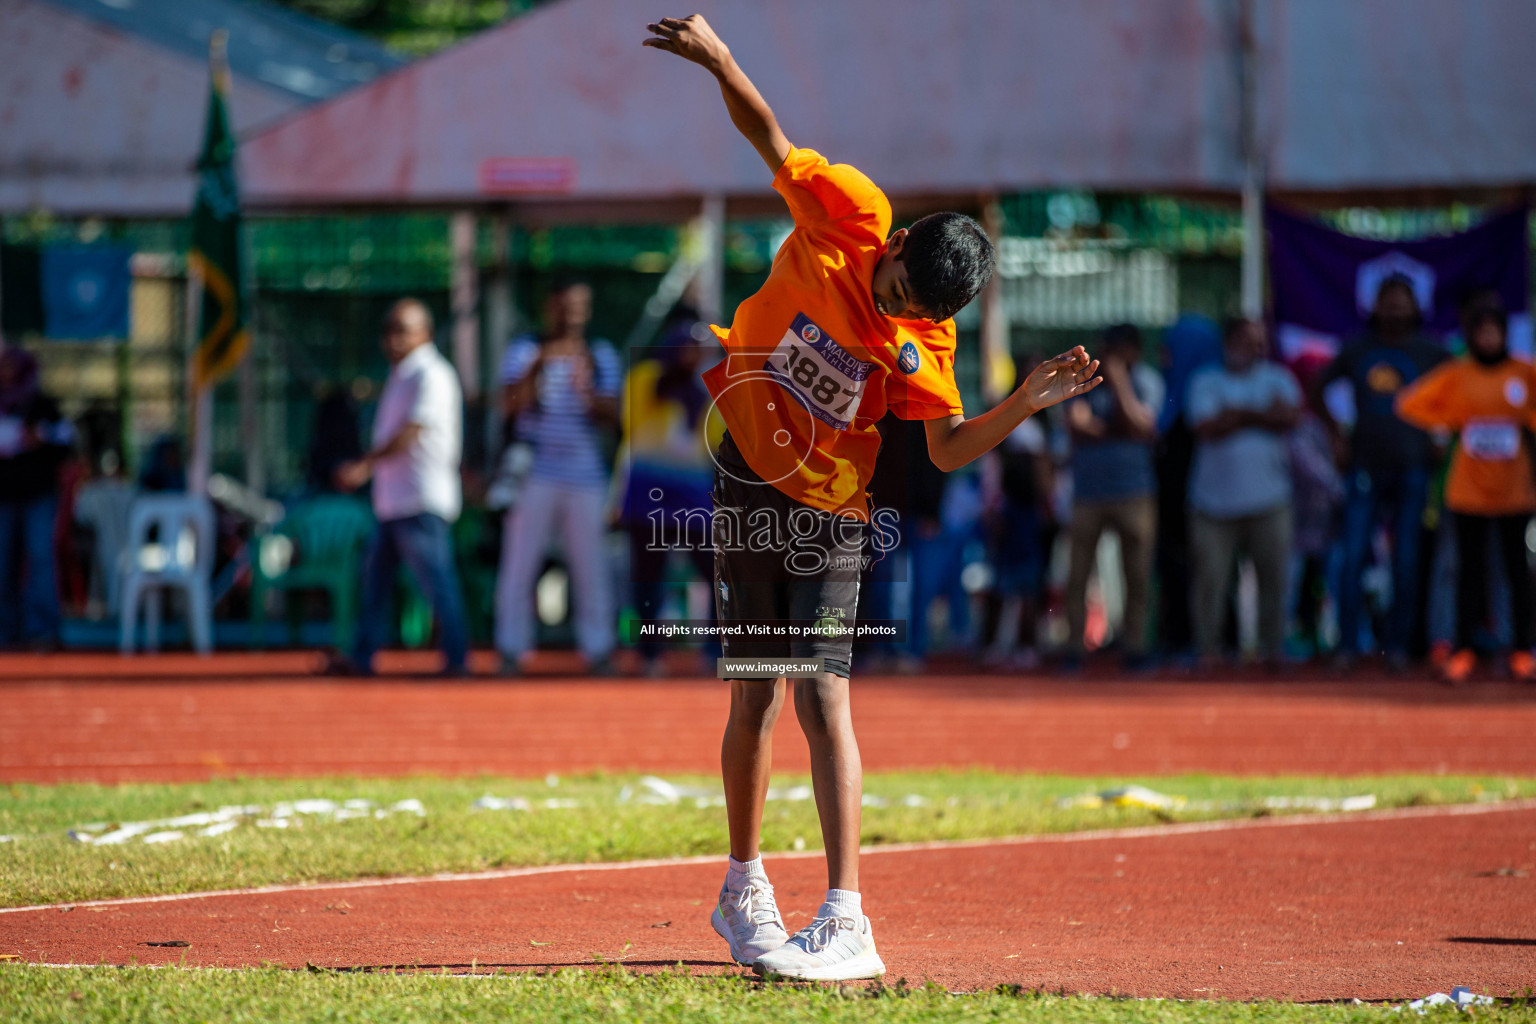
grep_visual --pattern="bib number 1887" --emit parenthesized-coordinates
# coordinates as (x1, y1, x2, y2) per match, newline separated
(783, 345, 857, 411)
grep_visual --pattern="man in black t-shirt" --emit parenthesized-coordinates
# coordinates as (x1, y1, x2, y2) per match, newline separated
(1318, 276, 1449, 664)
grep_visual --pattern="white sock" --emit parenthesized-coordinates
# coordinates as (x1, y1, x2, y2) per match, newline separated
(823, 888, 861, 916)
(727, 855, 766, 888)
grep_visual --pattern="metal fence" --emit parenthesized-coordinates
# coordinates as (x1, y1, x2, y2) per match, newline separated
(4, 196, 1516, 498)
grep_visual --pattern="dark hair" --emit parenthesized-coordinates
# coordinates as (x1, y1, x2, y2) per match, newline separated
(1370, 274, 1423, 328)
(1101, 323, 1143, 353)
(900, 212, 996, 322)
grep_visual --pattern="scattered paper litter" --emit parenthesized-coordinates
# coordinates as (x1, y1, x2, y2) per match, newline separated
(474, 795, 531, 812)
(67, 798, 423, 847)
(617, 776, 721, 807)
(1261, 795, 1376, 812)
(1057, 785, 1186, 811)
(1399, 987, 1494, 1013)
(141, 831, 184, 844)
(1057, 787, 1379, 815)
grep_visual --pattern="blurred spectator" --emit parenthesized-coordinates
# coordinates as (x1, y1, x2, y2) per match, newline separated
(862, 414, 918, 671)
(138, 436, 186, 493)
(1064, 324, 1163, 669)
(905, 427, 975, 663)
(0, 391, 71, 649)
(330, 298, 469, 677)
(1187, 319, 1301, 665)
(306, 386, 364, 494)
(978, 380, 1054, 670)
(1288, 352, 1345, 658)
(0, 346, 39, 417)
(1395, 298, 1536, 683)
(1318, 276, 1449, 665)
(73, 447, 137, 619)
(619, 305, 721, 675)
(495, 280, 621, 675)
(1154, 314, 1223, 658)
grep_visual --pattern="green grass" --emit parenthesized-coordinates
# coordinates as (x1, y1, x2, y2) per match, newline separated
(1, 771, 1531, 908)
(3, 968, 1534, 1024)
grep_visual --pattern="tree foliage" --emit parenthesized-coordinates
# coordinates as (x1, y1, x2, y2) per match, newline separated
(272, 0, 556, 55)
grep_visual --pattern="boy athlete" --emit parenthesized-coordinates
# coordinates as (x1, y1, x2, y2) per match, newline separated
(645, 14, 1102, 980)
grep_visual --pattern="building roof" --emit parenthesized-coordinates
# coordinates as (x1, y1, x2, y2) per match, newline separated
(0, 0, 406, 216)
(242, 0, 1536, 218)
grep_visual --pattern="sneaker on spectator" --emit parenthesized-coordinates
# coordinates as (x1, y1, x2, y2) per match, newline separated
(1508, 650, 1535, 682)
(1441, 649, 1476, 686)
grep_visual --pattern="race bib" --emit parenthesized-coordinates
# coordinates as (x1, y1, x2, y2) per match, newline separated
(764, 313, 873, 430)
(1461, 418, 1520, 461)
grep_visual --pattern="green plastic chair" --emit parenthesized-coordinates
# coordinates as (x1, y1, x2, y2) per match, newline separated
(250, 495, 375, 649)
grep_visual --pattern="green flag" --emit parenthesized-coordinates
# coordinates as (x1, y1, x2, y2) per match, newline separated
(188, 38, 247, 390)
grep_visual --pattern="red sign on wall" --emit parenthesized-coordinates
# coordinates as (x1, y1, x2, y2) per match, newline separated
(478, 157, 577, 194)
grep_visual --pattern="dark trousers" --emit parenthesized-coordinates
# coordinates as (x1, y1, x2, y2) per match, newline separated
(630, 525, 718, 660)
(1338, 466, 1428, 655)
(353, 512, 469, 671)
(0, 496, 61, 646)
(1454, 513, 1534, 652)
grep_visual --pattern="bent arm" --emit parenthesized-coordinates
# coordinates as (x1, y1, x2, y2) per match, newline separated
(925, 346, 1100, 473)
(925, 389, 1036, 474)
(1394, 364, 1457, 432)
(645, 15, 791, 173)
(710, 54, 792, 172)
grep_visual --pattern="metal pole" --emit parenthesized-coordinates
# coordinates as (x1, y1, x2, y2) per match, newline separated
(696, 194, 726, 325)
(185, 264, 210, 496)
(1238, 0, 1264, 320)
(980, 194, 1012, 403)
(485, 211, 515, 472)
(449, 210, 480, 398)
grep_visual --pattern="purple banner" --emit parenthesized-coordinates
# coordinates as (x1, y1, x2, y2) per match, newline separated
(1267, 205, 1531, 361)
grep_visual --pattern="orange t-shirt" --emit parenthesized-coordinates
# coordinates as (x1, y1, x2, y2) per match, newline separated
(1395, 356, 1536, 515)
(702, 147, 966, 517)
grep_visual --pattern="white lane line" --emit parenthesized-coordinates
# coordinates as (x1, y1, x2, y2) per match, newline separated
(3, 798, 1533, 917)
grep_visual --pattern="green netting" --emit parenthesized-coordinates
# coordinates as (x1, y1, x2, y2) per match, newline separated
(8, 197, 1530, 494)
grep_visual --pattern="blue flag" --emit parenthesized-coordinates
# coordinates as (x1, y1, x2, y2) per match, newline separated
(40, 245, 132, 340)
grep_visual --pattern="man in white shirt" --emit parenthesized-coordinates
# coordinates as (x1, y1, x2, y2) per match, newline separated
(331, 298, 469, 676)
(1185, 318, 1301, 666)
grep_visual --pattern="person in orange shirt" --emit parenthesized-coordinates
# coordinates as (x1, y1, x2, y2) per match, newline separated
(645, 14, 1101, 981)
(1396, 297, 1536, 684)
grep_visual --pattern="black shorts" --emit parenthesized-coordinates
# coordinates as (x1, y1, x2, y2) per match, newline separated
(712, 432, 863, 678)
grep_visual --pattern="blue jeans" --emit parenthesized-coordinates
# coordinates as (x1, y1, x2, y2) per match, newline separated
(353, 513, 468, 672)
(908, 524, 973, 656)
(1337, 467, 1427, 656)
(0, 496, 61, 646)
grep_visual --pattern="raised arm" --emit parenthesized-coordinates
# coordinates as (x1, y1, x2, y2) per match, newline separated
(924, 347, 1101, 473)
(645, 15, 791, 173)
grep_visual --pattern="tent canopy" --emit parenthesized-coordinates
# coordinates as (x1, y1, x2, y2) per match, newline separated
(243, 0, 1536, 218)
(0, 0, 405, 216)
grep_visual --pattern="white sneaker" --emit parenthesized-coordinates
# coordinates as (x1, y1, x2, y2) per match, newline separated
(753, 909, 885, 980)
(710, 879, 789, 966)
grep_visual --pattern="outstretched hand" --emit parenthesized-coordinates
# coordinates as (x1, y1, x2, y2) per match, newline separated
(1021, 346, 1102, 412)
(644, 15, 731, 73)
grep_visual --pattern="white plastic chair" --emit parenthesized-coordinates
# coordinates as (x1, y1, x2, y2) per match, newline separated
(118, 494, 215, 655)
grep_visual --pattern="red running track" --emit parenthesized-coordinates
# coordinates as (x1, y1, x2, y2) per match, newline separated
(2, 652, 1535, 782)
(4, 804, 1534, 1000)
